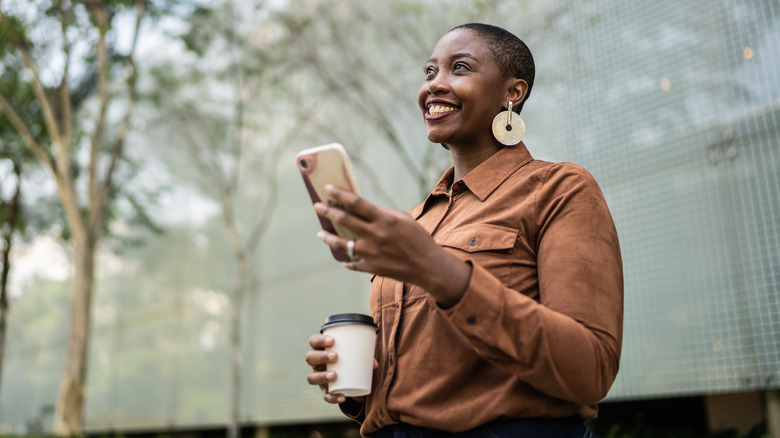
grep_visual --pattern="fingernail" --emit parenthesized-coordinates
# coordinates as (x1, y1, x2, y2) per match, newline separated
(328, 352, 337, 360)
(325, 184, 337, 194)
(327, 371, 336, 379)
(317, 230, 326, 241)
(338, 395, 346, 403)
(314, 203, 326, 213)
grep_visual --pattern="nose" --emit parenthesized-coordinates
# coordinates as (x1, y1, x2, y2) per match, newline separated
(426, 73, 448, 95)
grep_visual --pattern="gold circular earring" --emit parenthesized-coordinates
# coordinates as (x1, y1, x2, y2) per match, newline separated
(491, 101, 525, 146)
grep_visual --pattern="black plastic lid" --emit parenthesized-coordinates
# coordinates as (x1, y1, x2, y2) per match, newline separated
(321, 313, 377, 332)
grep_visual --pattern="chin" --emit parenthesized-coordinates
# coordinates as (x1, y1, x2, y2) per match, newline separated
(426, 131, 448, 145)
(427, 134, 455, 149)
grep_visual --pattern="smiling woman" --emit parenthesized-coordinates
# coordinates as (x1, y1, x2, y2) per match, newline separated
(304, 23, 623, 438)
(418, 26, 520, 157)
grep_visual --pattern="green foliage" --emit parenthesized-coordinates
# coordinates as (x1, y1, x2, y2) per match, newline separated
(178, 6, 216, 56)
(0, 13, 51, 241)
(0, 13, 28, 54)
(0, 0, 172, 248)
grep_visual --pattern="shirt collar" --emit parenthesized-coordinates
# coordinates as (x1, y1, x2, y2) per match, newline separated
(410, 142, 534, 219)
(461, 142, 534, 201)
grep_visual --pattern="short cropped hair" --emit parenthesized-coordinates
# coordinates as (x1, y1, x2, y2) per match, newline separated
(450, 23, 535, 113)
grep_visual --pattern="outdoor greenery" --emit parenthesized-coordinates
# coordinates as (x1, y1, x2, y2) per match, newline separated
(1, 0, 778, 436)
(0, 0, 459, 433)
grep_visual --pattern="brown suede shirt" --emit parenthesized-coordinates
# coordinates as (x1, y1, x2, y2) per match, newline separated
(342, 143, 623, 435)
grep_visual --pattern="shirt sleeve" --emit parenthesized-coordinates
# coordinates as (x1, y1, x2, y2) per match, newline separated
(338, 397, 366, 423)
(439, 163, 623, 406)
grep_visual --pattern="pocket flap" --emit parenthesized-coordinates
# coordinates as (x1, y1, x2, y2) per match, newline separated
(437, 224, 518, 253)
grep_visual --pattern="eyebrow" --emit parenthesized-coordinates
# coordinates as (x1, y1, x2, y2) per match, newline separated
(426, 53, 483, 65)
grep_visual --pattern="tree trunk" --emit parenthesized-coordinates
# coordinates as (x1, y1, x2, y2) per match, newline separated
(0, 160, 22, 397)
(53, 232, 97, 436)
(229, 253, 248, 438)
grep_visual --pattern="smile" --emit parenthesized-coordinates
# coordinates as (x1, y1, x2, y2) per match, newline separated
(428, 104, 458, 116)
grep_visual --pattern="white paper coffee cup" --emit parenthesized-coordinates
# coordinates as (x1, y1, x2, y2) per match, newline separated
(320, 313, 377, 397)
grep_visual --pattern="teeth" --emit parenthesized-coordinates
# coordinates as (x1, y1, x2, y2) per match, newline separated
(428, 104, 456, 116)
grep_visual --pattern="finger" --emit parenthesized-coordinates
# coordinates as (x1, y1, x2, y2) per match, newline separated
(314, 202, 369, 237)
(308, 370, 346, 404)
(316, 229, 371, 264)
(309, 333, 335, 350)
(341, 259, 370, 273)
(314, 200, 371, 235)
(316, 229, 352, 258)
(305, 350, 338, 367)
(325, 184, 381, 222)
(322, 390, 347, 404)
(307, 369, 337, 387)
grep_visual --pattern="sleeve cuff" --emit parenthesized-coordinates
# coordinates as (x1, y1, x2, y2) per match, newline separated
(439, 259, 505, 339)
(339, 397, 366, 422)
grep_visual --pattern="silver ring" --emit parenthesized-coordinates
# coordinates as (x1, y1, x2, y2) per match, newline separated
(346, 239, 356, 259)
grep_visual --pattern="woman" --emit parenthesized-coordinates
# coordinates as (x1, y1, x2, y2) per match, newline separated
(305, 23, 623, 437)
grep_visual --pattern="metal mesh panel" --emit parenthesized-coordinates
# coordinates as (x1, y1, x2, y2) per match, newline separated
(1, 0, 779, 432)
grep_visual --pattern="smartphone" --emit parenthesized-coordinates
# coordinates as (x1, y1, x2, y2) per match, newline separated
(296, 143, 362, 262)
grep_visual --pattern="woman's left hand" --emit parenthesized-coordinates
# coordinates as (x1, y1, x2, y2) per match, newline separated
(314, 184, 471, 307)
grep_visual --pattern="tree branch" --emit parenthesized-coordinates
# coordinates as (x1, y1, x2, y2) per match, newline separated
(227, 6, 244, 201)
(245, 127, 300, 252)
(98, 0, 146, 229)
(220, 190, 245, 263)
(88, 1, 110, 230)
(0, 159, 22, 301)
(0, 11, 63, 146)
(57, 0, 73, 144)
(283, 22, 428, 191)
(0, 92, 56, 172)
(173, 108, 231, 198)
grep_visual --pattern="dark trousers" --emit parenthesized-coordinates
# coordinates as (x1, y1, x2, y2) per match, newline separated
(373, 417, 595, 438)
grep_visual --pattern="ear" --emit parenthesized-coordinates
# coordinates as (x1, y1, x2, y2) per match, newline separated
(505, 78, 529, 109)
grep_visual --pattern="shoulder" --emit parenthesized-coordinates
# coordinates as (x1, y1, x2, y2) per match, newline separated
(533, 161, 602, 193)
(536, 161, 595, 181)
(504, 158, 601, 196)
(525, 161, 611, 221)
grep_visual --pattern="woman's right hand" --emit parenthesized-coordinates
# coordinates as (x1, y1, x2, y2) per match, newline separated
(305, 333, 348, 404)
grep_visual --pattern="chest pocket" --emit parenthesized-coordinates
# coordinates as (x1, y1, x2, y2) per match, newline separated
(437, 224, 519, 285)
(436, 224, 519, 253)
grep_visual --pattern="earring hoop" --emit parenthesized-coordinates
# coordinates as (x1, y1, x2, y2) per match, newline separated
(492, 101, 525, 146)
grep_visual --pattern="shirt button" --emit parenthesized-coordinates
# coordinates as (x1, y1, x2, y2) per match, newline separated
(467, 315, 477, 324)
(469, 238, 477, 246)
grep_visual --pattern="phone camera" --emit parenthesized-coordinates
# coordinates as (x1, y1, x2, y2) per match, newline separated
(299, 159, 308, 169)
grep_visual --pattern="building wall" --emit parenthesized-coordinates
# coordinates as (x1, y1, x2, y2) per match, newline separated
(0, 0, 778, 433)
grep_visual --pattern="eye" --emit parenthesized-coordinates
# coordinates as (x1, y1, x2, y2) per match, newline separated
(454, 62, 470, 71)
(424, 66, 436, 76)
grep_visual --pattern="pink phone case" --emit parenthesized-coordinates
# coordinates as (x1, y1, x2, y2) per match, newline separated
(296, 143, 362, 262)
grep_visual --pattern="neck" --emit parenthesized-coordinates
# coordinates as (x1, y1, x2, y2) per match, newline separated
(447, 140, 503, 182)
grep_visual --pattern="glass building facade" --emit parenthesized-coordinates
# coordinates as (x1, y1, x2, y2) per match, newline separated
(1, 0, 778, 432)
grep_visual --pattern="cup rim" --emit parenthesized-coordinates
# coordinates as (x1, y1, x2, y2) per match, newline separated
(320, 313, 377, 333)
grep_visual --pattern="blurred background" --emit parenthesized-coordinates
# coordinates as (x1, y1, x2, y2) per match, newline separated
(0, 0, 778, 437)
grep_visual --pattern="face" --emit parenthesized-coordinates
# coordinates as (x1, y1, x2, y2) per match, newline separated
(417, 29, 511, 148)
